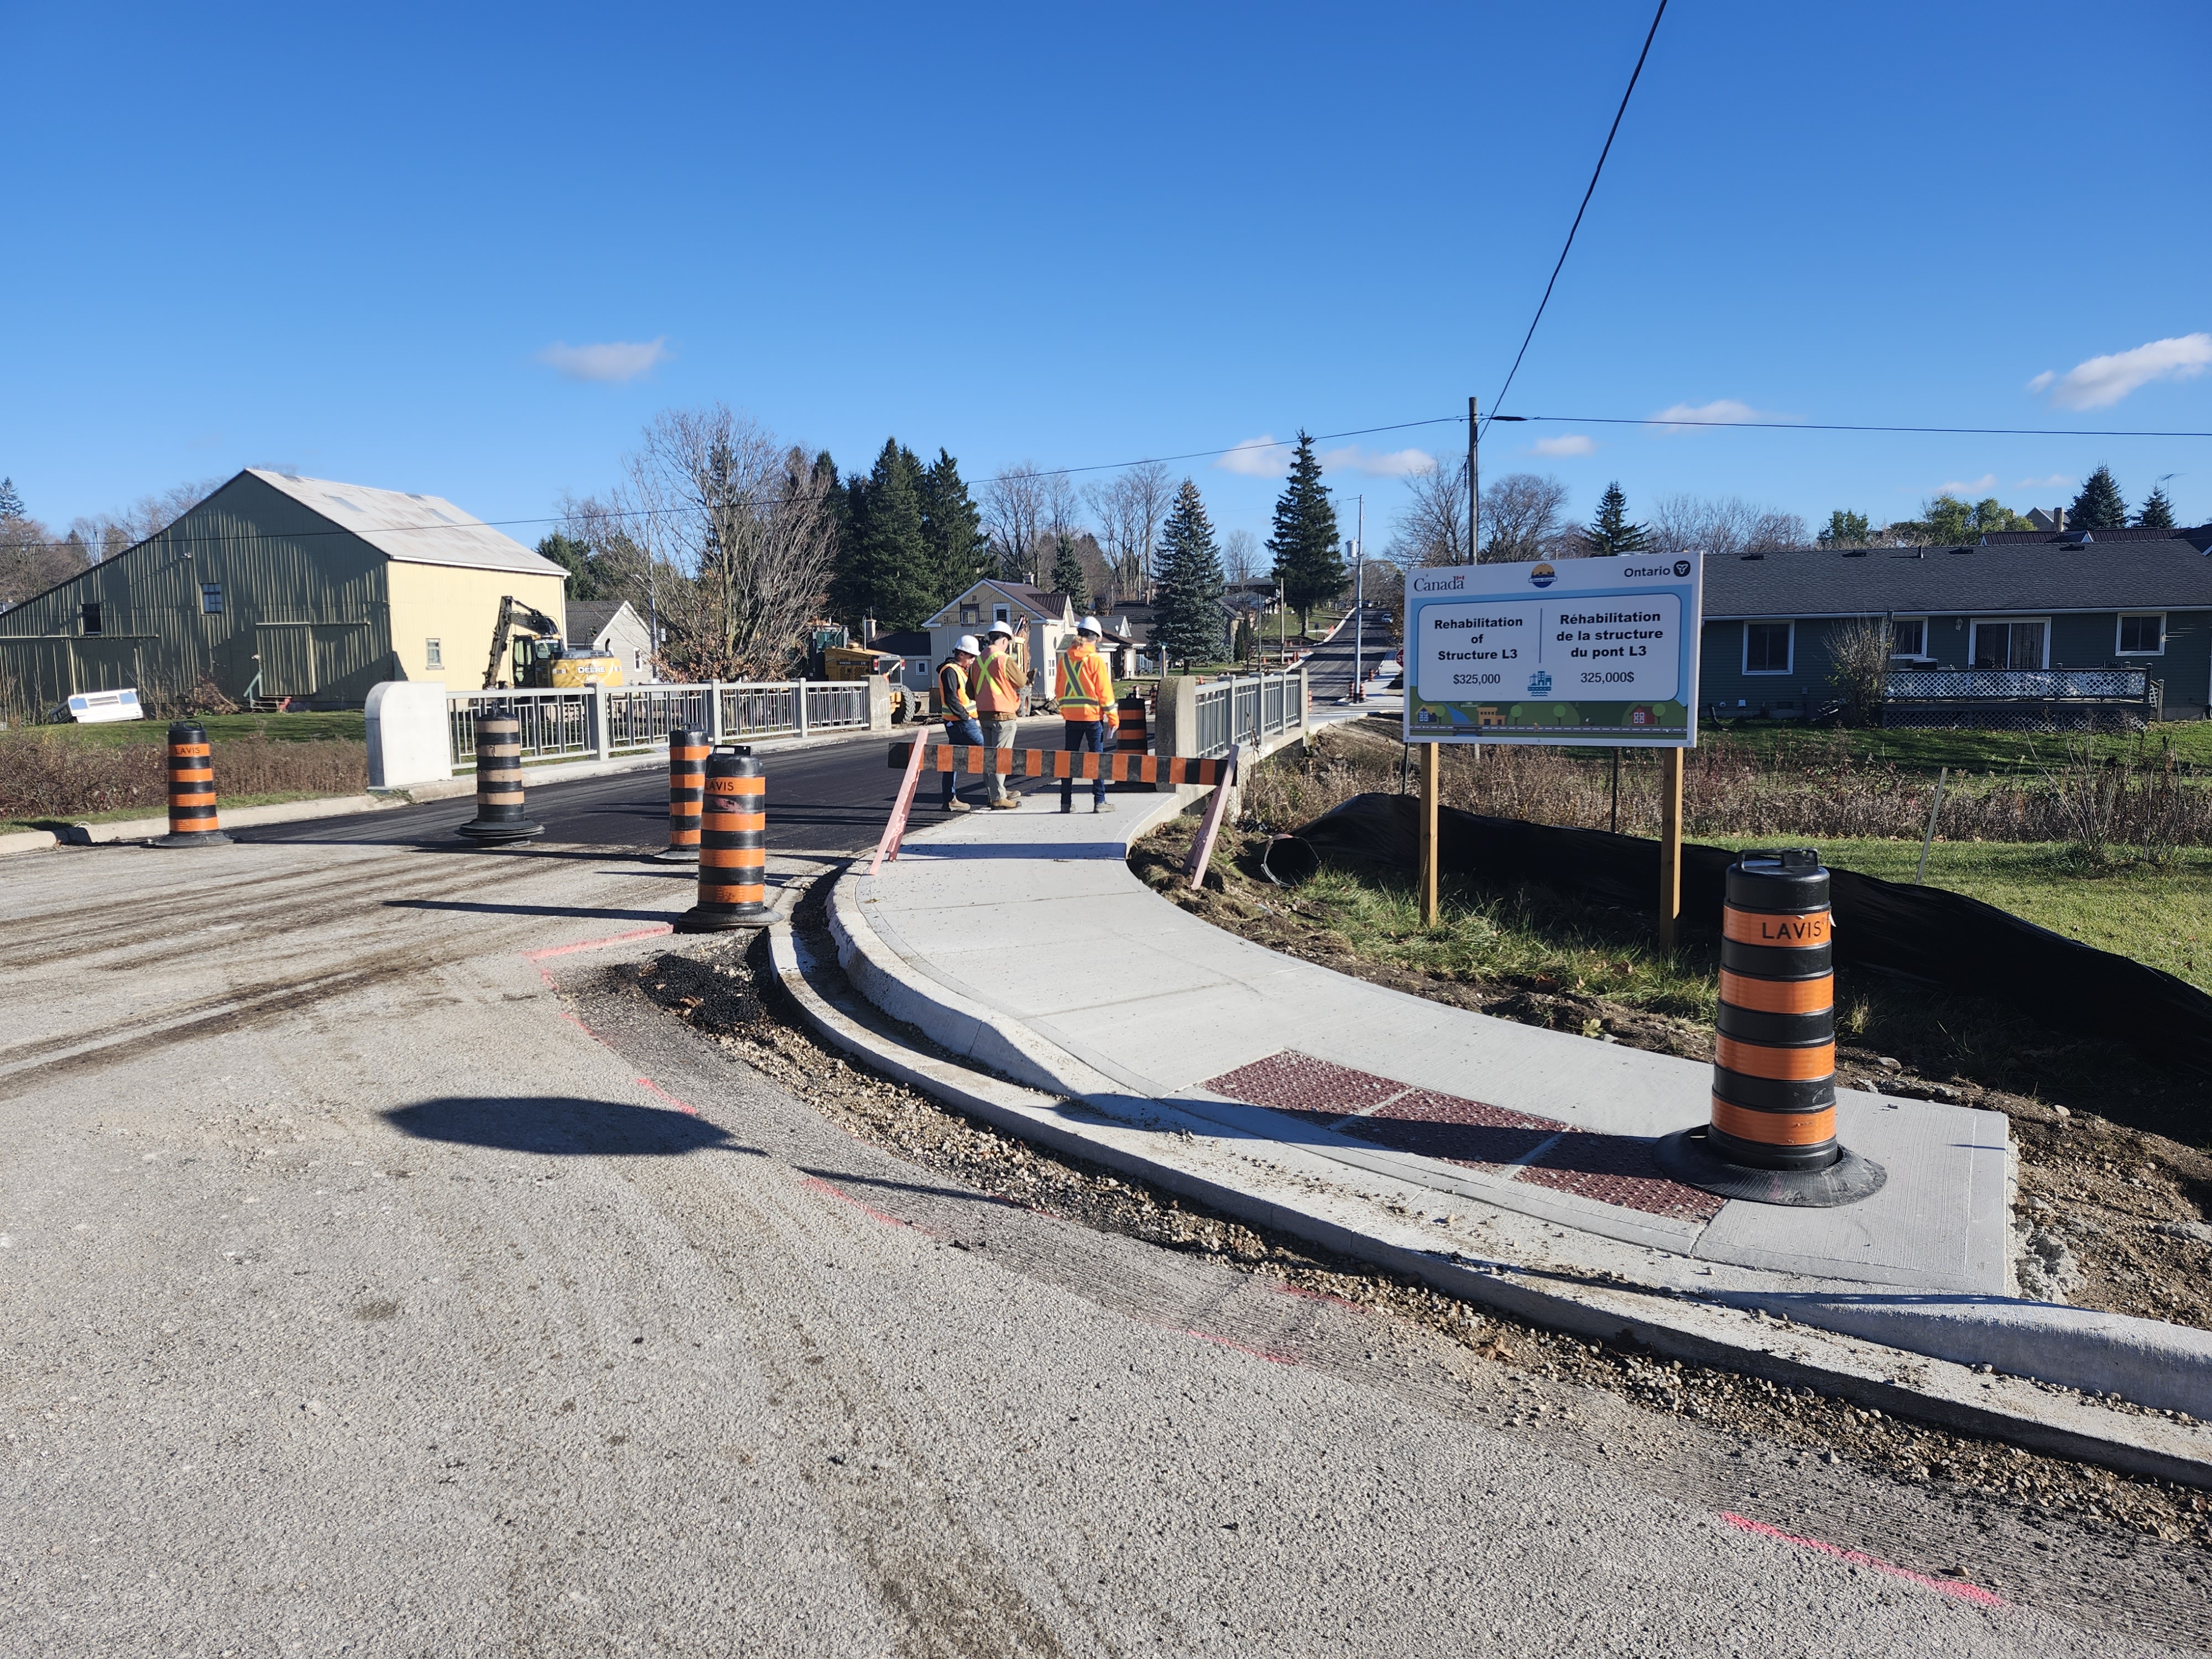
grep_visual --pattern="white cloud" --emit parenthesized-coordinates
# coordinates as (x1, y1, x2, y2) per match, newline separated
(1214, 435, 1292, 478)
(1931, 475, 1998, 497)
(2017, 473, 2072, 489)
(536, 337, 672, 383)
(1318, 444, 1435, 478)
(1530, 434, 1596, 457)
(1650, 399, 1785, 431)
(2027, 333, 2211, 410)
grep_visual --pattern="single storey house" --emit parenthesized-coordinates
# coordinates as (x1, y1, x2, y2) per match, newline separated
(0, 468, 567, 709)
(565, 598, 658, 683)
(1698, 532, 2212, 722)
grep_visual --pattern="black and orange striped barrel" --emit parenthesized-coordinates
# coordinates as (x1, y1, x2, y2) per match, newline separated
(1710, 849, 1837, 1170)
(660, 724, 708, 861)
(456, 714, 544, 843)
(150, 720, 232, 847)
(1115, 695, 1150, 754)
(677, 745, 771, 931)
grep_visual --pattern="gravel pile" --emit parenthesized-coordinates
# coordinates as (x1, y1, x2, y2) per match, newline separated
(619, 922, 2212, 1558)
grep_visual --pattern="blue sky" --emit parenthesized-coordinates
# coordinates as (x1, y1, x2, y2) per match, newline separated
(7, 1, 2209, 547)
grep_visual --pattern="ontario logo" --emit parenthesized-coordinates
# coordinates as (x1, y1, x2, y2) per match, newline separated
(1528, 562, 1556, 588)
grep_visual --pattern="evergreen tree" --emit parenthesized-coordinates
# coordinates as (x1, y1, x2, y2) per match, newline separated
(828, 440, 935, 632)
(1817, 509, 1871, 547)
(536, 533, 599, 599)
(1584, 482, 1649, 556)
(1232, 614, 1255, 664)
(1050, 534, 1091, 611)
(1152, 478, 1227, 670)
(917, 448, 993, 607)
(2067, 465, 2128, 530)
(0, 477, 23, 520)
(1265, 433, 1342, 632)
(2136, 484, 2177, 530)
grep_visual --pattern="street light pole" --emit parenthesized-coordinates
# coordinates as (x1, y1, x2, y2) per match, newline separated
(1468, 394, 1479, 564)
(1349, 538, 1364, 701)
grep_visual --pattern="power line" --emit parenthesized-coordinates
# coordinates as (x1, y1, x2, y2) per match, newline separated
(1524, 414, 2212, 439)
(1480, 0, 1668, 442)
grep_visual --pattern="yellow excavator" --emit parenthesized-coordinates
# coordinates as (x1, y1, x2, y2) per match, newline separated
(483, 596, 624, 690)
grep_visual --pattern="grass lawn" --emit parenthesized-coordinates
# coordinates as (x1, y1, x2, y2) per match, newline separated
(1704, 834, 2212, 992)
(2, 711, 367, 747)
(1702, 720, 2212, 775)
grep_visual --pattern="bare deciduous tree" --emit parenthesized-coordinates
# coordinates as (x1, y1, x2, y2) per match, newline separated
(984, 462, 1048, 586)
(1220, 527, 1263, 586)
(1387, 456, 1469, 566)
(1480, 472, 1574, 562)
(1084, 461, 1173, 600)
(624, 405, 837, 680)
(62, 476, 225, 565)
(1648, 495, 1809, 559)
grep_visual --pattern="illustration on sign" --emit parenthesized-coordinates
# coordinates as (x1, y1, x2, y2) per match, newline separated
(1401, 553, 1703, 748)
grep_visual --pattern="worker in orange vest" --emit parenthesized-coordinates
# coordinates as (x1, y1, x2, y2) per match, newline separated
(937, 635, 984, 813)
(1056, 615, 1119, 814)
(974, 619, 1029, 810)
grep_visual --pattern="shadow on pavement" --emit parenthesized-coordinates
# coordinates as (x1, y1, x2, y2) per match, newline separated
(384, 898, 680, 922)
(384, 1095, 752, 1156)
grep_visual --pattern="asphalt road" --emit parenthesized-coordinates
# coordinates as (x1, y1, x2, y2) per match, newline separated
(0, 765, 2194, 1655)
(1302, 609, 1400, 703)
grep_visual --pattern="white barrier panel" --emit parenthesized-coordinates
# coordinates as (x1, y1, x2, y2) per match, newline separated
(366, 681, 453, 789)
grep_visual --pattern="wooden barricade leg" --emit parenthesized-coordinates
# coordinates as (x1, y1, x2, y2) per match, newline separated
(1185, 743, 1242, 890)
(871, 735, 931, 875)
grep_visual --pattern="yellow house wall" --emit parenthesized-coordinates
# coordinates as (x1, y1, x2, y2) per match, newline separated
(385, 563, 568, 689)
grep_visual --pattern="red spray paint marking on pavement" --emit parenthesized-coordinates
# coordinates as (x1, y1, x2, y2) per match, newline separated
(1718, 1512, 2007, 1608)
(524, 924, 675, 962)
(797, 1172, 911, 1230)
(634, 1076, 699, 1117)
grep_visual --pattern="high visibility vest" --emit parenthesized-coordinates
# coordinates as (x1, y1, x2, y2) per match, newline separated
(975, 645, 1025, 715)
(1056, 644, 1117, 724)
(938, 659, 977, 722)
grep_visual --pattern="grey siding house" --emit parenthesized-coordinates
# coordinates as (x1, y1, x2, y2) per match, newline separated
(1697, 531, 2212, 721)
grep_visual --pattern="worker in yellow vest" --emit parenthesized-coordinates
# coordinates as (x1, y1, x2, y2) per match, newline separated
(974, 619, 1029, 810)
(1055, 615, 1119, 814)
(937, 635, 984, 813)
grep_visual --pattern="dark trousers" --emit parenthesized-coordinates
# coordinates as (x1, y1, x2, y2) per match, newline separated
(942, 717, 983, 804)
(1060, 719, 1107, 806)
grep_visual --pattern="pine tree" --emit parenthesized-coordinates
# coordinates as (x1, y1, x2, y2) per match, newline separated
(828, 440, 935, 632)
(1050, 535, 1091, 612)
(1585, 482, 1649, 556)
(1265, 433, 1342, 632)
(2136, 484, 2177, 531)
(1232, 615, 1255, 664)
(1152, 478, 1227, 670)
(917, 449, 992, 608)
(1817, 509, 1871, 547)
(0, 477, 23, 520)
(536, 533, 599, 599)
(2068, 465, 2128, 530)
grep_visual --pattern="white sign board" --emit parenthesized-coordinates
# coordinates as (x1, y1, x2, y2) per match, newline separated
(1402, 554, 1702, 747)
(65, 687, 144, 724)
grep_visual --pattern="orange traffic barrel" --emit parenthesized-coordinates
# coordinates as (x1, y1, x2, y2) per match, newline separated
(676, 745, 771, 931)
(1115, 695, 1150, 754)
(150, 720, 232, 847)
(655, 724, 709, 862)
(456, 714, 544, 844)
(1655, 849, 1884, 1207)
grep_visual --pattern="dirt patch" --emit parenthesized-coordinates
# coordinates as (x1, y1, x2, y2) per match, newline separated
(611, 916, 2212, 1559)
(1129, 805, 2212, 1335)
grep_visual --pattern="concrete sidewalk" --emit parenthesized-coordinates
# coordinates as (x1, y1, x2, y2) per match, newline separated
(812, 788, 2212, 1464)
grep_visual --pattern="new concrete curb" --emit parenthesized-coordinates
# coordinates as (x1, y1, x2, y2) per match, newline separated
(767, 900, 2212, 1488)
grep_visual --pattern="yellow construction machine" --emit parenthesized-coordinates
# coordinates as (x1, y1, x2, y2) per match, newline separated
(484, 596, 624, 690)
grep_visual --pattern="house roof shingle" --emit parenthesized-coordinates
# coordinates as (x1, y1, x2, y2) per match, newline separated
(1702, 539, 2212, 620)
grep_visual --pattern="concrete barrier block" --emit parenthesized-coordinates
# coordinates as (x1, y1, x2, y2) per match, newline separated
(366, 680, 451, 789)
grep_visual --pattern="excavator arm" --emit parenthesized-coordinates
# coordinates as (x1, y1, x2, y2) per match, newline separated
(483, 596, 563, 689)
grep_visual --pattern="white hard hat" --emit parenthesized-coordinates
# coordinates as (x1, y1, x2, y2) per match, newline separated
(984, 619, 1013, 639)
(955, 634, 982, 655)
(1077, 615, 1102, 637)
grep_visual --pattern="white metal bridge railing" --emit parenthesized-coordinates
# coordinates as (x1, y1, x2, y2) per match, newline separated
(1192, 668, 1306, 759)
(446, 679, 872, 769)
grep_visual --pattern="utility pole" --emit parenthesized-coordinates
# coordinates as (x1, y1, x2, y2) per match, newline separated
(1352, 494, 1365, 701)
(1468, 394, 1480, 564)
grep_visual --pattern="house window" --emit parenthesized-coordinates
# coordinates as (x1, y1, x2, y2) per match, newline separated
(200, 583, 224, 615)
(1971, 619, 2048, 670)
(993, 604, 1009, 625)
(1890, 618, 1928, 659)
(2116, 613, 2164, 655)
(81, 602, 102, 637)
(426, 638, 443, 669)
(959, 603, 980, 625)
(1744, 620, 1793, 674)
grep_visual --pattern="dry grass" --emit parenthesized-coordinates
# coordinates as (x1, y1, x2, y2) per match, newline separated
(0, 730, 367, 822)
(1245, 718, 2212, 853)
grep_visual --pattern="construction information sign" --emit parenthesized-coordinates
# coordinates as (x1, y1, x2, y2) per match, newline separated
(1402, 552, 1702, 747)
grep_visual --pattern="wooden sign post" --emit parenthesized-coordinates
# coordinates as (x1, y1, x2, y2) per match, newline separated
(1657, 745, 1684, 951)
(1418, 741, 1440, 926)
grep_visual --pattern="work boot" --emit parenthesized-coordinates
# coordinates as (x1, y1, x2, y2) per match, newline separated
(990, 796, 1021, 810)
(1059, 797, 1073, 813)
(945, 799, 972, 813)
(1092, 799, 1115, 814)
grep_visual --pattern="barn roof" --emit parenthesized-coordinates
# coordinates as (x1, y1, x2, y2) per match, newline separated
(247, 470, 566, 577)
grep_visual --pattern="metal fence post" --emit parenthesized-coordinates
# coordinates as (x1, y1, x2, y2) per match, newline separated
(593, 686, 611, 762)
(709, 680, 726, 742)
(796, 677, 810, 738)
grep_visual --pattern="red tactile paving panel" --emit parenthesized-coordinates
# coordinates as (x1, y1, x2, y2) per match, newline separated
(1342, 1088, 1562, 1171)
(1204, 1051, 1403, 1128)
(1515, 1131, 1724, 1221)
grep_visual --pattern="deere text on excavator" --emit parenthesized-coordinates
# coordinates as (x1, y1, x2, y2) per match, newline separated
(483, 596, 624, 691)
